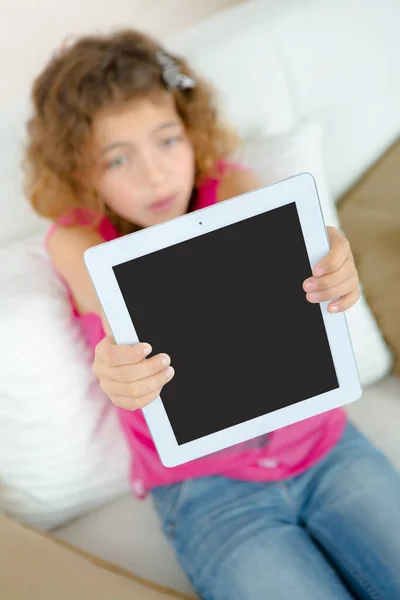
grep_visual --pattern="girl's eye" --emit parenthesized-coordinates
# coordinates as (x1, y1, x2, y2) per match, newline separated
(161, 136, 181, 148)
(108, 155, 129, 169)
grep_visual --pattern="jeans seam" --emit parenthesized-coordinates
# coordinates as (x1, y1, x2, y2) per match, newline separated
(278, 481, 299, 514)
(305, 523, 385, 600)
(165, 479, 192, 538)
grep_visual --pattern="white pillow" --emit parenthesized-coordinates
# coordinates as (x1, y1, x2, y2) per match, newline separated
(239, 121, 393, 387)
(0, 236, 130, 530)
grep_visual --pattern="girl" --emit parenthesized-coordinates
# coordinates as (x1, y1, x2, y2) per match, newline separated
(25, 30, 400, 600)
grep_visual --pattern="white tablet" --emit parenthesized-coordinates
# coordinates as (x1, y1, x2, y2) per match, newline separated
(84, 173, 361, 467)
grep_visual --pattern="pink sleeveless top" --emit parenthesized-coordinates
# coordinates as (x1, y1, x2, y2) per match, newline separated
(47, 165, 347, 498)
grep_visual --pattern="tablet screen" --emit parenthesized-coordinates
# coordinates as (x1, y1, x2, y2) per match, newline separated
(113, 202, 338, 445)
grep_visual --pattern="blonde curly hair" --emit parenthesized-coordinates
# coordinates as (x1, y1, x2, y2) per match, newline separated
(23, 29, 239, 234)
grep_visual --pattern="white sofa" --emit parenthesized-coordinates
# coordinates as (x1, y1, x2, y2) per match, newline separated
(1, 0, 400, 596)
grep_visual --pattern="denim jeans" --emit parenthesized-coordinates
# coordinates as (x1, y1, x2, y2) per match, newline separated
(152, 422, 400, 600)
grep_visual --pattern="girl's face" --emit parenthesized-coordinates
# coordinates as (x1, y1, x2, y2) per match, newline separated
(91, 93, 196, 228)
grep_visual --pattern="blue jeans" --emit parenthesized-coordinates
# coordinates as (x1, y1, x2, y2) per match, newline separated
(152, 422, 400, 599)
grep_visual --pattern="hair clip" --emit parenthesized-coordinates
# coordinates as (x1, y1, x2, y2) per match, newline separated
(155, 50, 196, 91)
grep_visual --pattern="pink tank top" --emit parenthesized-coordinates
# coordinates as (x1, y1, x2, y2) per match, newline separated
(47, 165, 347, 498)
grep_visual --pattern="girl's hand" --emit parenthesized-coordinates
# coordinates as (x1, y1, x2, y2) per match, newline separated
(303, 227, 360, 313)
(92, 337, 175, 410)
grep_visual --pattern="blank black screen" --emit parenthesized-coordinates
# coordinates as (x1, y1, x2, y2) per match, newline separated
(113, 202, 338, 445)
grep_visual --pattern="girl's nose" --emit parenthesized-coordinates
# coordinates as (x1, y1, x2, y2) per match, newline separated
(140, 152, 167, 188)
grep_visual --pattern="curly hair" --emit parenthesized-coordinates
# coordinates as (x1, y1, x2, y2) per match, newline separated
(23, 29, 239, 234)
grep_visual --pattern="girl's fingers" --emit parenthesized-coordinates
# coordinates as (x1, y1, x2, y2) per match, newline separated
(96, 336, 152, 367)
(100, 365, 175, 402)
(304, 256, 355, 293)
(108, 388, 163, 411)
(95, 352, 171, 384)
(313, 228, 350, 276)
(327, 290, 361, 313)
(306, 274, 359, 304)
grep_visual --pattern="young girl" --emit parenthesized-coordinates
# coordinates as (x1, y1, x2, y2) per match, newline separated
(25, 30, 400, 600)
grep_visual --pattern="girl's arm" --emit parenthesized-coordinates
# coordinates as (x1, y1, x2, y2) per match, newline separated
(47, 227, 111, 333)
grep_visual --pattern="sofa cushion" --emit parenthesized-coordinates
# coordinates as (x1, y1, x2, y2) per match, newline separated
(347, 377, 400, 470)
(55, 492, 196, 596)
(338, 138, 400, 375)
(0, 514, 195, 599)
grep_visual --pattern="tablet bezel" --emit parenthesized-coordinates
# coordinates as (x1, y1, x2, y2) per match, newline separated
(84, 173, 362, 467)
